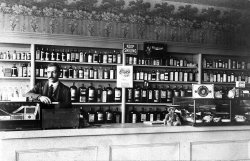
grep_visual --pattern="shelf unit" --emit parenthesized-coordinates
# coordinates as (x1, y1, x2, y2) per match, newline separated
(1, 32, 250, 125)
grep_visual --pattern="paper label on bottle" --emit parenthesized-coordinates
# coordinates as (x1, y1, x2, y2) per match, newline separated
(89, 114, 95, 123)
(98, 113, 103, 121)
(150, 114, 154, 121)
(106, 113, 113, 121)
(132, 114, 137, 123)
(141, 114, 146, 121)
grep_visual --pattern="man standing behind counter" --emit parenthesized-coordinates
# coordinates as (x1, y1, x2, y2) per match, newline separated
(26, 63, 71, 108)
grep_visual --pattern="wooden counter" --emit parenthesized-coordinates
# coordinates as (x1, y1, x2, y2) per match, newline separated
(1, 124, 250, 161)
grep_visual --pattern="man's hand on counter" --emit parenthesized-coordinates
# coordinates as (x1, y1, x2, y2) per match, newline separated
(38, 96, 52, 104)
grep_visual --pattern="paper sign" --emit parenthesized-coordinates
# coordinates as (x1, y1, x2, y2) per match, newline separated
(117, 66, 133, 88)
(123, 43, 138, 55)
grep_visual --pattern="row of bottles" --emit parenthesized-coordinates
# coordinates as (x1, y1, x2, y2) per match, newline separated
(0, 50, 31, 60)
(128, 107, 170, 123)
(36, 66, 116, 79)
(70, 83, 122, 103)
(203, 71, 250, 83)
(35, 47, 122, 64)
(203, 58, 250, 70)
(0, 63, 31, 77)
(0, 85, 30, 101)
(126, 55, 197, 67)
(126, 82, 192, 103)
(80, 106, 121, 124)
(134, 69, 199, 82)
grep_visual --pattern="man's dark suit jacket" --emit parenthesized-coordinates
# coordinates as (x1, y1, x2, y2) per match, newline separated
(25, 81, 72, 108)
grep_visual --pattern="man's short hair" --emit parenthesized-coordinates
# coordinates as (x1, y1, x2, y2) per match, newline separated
(47, 63, 61, 72)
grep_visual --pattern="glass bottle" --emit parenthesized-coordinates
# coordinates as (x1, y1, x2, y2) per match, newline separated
(70, 82, 77, 102)
(79, 84, 87, 103)
(88, 50, 93, 63)
(11, 64, 18, 77)
(127, 88, 133, 103)
(105, 106, 113, 123)
(160, 85, 167, 103)
(166, 85, 173, 103)
(141, 81, 148, 103)
(56, 49, 61, 61)
(79, 50, 84, 62)
(134, 85, 141, 103)
(27, 63, 31, 77)
(140, 108, 147, 122)
(68, 65, 73, 78)
(129, 106, 138, 123)
(75, 49, 80, 62)
(96, 85, 102, 103)
(113, 107, 121, 123)
(87, 107, 95, 124)
(106, 84, 113, 102)
(45, 48, 50, 61)
(88, 83, 95, 102)
(153, 85, 160, 103)
(61, 49, 66, 61)
(114, 87, 121, 102)
(66, 49, 71, 62)
(40, 48, 45, 61)
(51, 48, 56, 61)
(35, 47, 40, 60)
(96, 106, 104, 124)
(71, 49, 75, 62)
(89, 66, 94, 79)
(147, 84, 153, 103)
(79, 67, 84, 79)
(102, 86, 107, 103)
(22, 63, 27, 77)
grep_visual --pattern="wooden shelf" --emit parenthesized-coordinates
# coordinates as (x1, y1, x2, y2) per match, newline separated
(0, 77, 30, 80)
(132, 64, 197, 69)
(126, 103, 172, 106)
(72, 102, 121, 105)
(35, 60, 121, 66)
(134, 80, 198, 84)
(36, 77, 117, 82)
(0, 59, 30, 62)
(203, 67, 247, 71)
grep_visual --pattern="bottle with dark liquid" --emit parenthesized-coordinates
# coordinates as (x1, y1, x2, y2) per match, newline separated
(70, 82, 77, 102)
(134, 85, 141, 103)
(96, 85, 102, 103)
(106, 84, 113, 102)
(153, 85, 160, 103)
(114, 87, 121, 102)
(147, 85, 153, 103)
(139, 108, 147, 122)
(141, 81, 148, 103)
(155, 108, 162, 121)
(113, 107, 121, 123)
(79, 84, 87, 103)
(127, 88, 133, 103)
(160, 85, 167, 103)
(87, 107, 96, 124)
(105, 106, 113, 123)
(96, 106, 104, 124)
(88, 83, 95, 102)
(166, 85, 173, 103)
(68, 65, 73, 78)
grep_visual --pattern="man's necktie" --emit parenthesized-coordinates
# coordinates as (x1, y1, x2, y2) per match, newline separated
(48, 84, 53, 98)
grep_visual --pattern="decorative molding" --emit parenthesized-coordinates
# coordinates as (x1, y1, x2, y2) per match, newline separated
(109, 142, 180, 161)
(16, 146, 98, 161)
